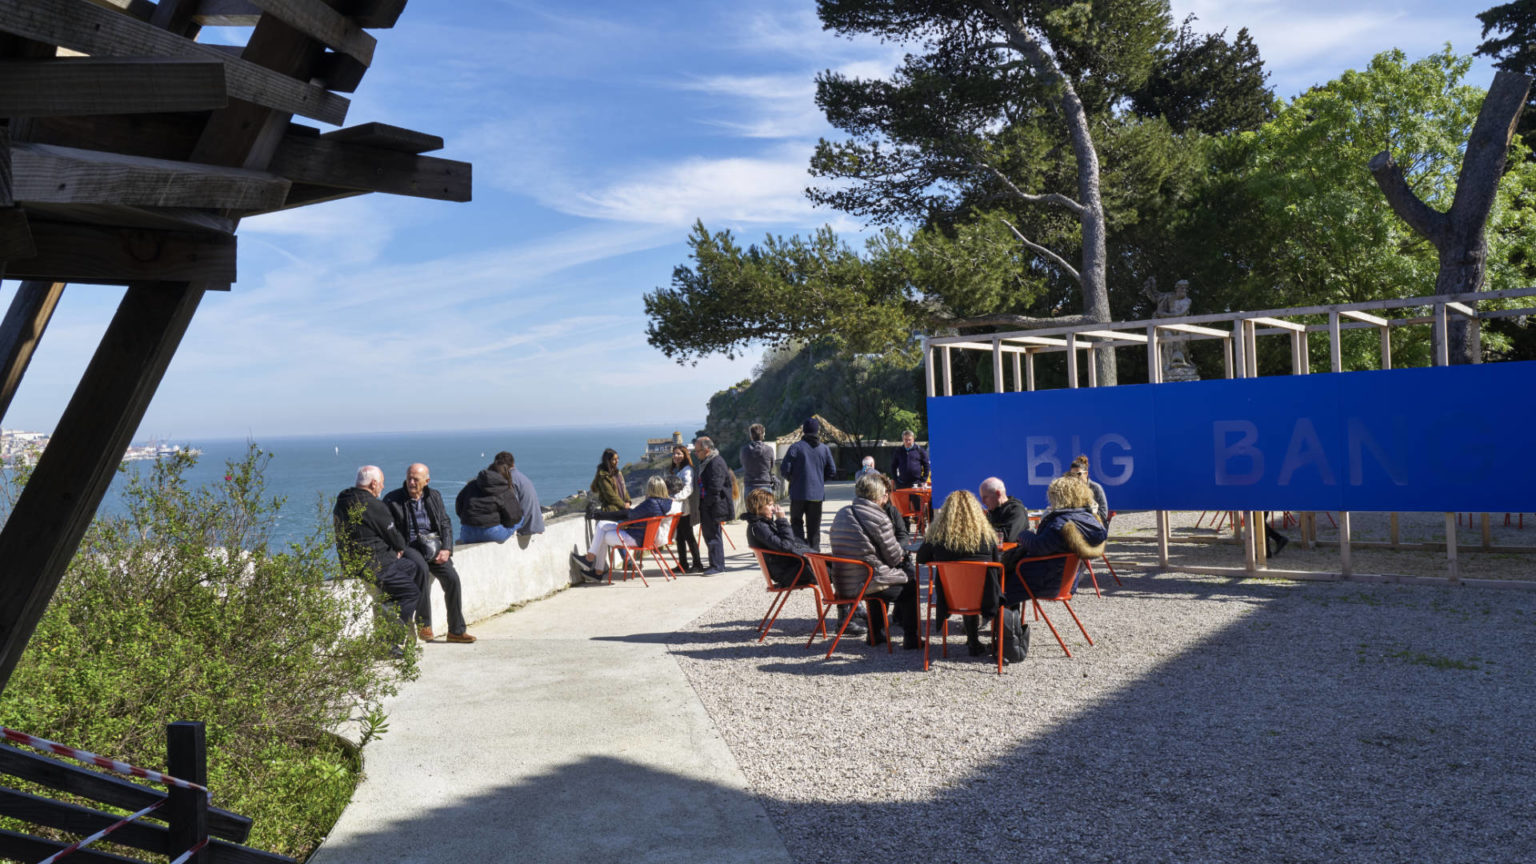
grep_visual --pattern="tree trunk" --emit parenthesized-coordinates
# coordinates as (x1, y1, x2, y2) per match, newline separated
(1369, 69, 1533, 364)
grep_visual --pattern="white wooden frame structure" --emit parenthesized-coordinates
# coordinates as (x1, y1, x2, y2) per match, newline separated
(924, 286, 1536, 589)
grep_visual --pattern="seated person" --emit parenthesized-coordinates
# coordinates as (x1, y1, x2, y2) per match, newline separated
(876, 472, 910, 548)
(979, 476, 1032, 542)
(1068, 455, 1110, 525)
(571, 475, 678, 581)
(853, 455, 878, 482)
(500, 451, 545, 535)
(828, 473, 920, 649)
(743, 487, 813, 587)
(455, 458, 524, 544)
(1001, 475, 1107, 605)
(333, 465, 423, 648)
(384, 462, 475, 643)
(916, 489, 1000, 657)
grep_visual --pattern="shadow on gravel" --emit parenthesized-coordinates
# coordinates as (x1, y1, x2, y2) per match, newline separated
(663, 572, 1536, 863)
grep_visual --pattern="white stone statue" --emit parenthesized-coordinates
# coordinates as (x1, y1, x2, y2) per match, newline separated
(1142, 277, 1199, 381)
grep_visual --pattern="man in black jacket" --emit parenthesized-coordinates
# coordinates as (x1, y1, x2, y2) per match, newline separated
(694, 436, 734, 576)
(980, 476, 1032, 542)
(333, 465, 423, 640)
(384, 463, 476, 644)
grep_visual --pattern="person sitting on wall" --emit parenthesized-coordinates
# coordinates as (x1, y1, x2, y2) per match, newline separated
(500, 451, 545, 536)
(384, 463, 475, 644)
(333, 465, 423, 648)
(1067, 455, 1110, 526)
(456, 457, 524, 544)
(916, 490, 1001, 658)
(1001, 475, 1106, 604)
(570, 475, 679, 582)
(979, 476, 1032, 542)
(739, 423, 777, 495)
(828, 472, 921, 649)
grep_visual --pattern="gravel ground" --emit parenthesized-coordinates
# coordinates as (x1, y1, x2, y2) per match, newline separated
(670, 567, 1536, 863)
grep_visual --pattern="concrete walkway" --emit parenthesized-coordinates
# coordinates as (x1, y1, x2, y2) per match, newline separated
(309, 514, 801, 864)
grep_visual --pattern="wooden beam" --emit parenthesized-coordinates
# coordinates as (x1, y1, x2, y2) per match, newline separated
(1158, 322, 1236, 338)
(321, 121, 443, 153)
(245, 0, 376, 66)
(193, 0, 261, 26)
(20, 113, 211, 162)
(1078, 328, 1147, 343)
(0, 281, 65, 424)
(1445, 301, 1477, 317)
(266, 133, 470, 202)
(23, 201, 235, 234)
(1246, 315, 1307, 332)
(341, 0, 408, 29)
(311, 48, 366, 92)
(5, 220, 236, 284)
(12, 142, 290, 209)
(1339, 309, 1388, 326)
(0, 57, 227, 116)
(0, 283, 206, 690)
(0, 208, 34, 259)
(0, 0, 350, 125)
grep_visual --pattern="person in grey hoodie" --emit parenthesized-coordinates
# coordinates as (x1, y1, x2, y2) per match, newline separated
(739, 423, 777, 494)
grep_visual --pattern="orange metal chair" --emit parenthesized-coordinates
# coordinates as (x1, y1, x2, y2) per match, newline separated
(750, 548, 824, 643)
(606, 516, 676, 587)
(889, 489, 930, 537)
(925, 561, 1004, 674)
(805, 553, 891, 658)
(1009, 553, 1092, 658)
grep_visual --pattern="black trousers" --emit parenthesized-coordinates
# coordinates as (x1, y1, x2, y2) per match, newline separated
(864, 578, 919, 638)
(789, 499, 824, 551)
(375, 554, 423, 631)
(404, 548, 467, 635)
(675, 512, 702, 570)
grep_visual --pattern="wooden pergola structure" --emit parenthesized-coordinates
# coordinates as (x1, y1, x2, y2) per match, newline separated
(0, 0, 470, 690)
(925, 286, 1536, 586)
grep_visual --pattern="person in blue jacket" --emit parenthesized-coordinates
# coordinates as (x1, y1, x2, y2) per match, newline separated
(779, 417, 837, 551)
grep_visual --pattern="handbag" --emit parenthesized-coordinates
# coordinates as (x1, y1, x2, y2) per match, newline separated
(1000, 605, 1029, 664)
(412, 531, 442, 560)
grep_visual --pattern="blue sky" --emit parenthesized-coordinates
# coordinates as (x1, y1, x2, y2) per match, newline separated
(0, 0, 1497, 439)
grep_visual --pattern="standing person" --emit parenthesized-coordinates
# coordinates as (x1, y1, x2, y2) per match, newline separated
(979, 476, 1032, 542)
(384, 463, 476, 644)
(694, 436, 734, 576)
(828, 473, 921, 649)
(889, 429, 930, 489)
(739, 423, 777, 494)
(499, 451, 545, 536)
(589, 448, 630, 512)
(333, 466, 422, 648)
(779, 417, 837, 550)
(668, 444, 704, 573)
(455, 457, 523, 544)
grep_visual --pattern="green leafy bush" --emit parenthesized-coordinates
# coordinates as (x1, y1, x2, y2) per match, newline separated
(0, 446, 415, 859)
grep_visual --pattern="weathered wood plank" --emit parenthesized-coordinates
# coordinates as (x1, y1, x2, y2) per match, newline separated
(246, 0, 375, 66)
(21, 112, 211, 161)
(322, 121, 442, 153)
(341, 0, 407, 29)
(6, 220, 236, 284)
(0, 57, 226, 116)
(0, 828, 143, 864)
(267, 133, 469, 201)
(24, 201, 236, 234)
(11, 142, 291, 209)
(0, 785, 172, 856)
(0, 0, 349, 125)
(0, 281, 64, 424)
(0, 209, 34, 259)
(312, 49, 366, 92)
(0, 745, 252, 842)
(194, 0, 261, 26)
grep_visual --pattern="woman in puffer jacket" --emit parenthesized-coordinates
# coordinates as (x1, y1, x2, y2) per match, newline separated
(1001, 475, 1106, 604)
(743, 488, 813, 587)
(828, 473, 920, 649)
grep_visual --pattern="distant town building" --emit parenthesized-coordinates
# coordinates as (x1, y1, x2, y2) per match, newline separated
(646, 430, 687, 457)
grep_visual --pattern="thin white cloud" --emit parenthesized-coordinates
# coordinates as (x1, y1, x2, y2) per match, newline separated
(566, 148, 816, 226)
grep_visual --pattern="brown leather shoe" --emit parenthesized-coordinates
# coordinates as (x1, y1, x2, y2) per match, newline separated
(445, 632, 477, 644)
(418, 626, 435, 641)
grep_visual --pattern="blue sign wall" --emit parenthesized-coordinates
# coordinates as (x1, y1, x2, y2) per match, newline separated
(928, 362, 1536, 513)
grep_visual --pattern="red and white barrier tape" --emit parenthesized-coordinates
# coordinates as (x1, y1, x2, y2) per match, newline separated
(37, 800, 163, 864)
(1, 726, 209, 799)
(168, 837, 210, 864)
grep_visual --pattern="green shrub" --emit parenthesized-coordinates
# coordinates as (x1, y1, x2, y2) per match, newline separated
(0, 446, 416, 859)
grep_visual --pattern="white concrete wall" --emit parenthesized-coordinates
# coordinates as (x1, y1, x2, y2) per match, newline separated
(426, 513, 588, 626)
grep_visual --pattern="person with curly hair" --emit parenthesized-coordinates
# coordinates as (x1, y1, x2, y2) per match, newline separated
(916, 489, 1001, 657)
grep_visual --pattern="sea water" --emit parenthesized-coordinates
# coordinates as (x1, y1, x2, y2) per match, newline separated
(91, 424, 698, 547)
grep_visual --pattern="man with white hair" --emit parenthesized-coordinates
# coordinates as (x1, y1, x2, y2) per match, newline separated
(334, 465, 424, 641)
(979, 476, 1032, 543)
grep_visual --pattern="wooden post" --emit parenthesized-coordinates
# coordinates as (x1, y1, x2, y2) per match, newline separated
(166, 721, 210, 864)
(1328, 311, 1343, 373)
(1390, 512, 1400, 548)
(1085, 344, 1098, 387)
(1434, 304, 1450, 366)
(1156, 510, 1169, 568)
(923, 339, 935, 398)
(991, 336, 1004, 393)
(0, 282, 66, 424)
(1024, 350, 1036, 391)
(1299, 330, 1310, 374)
(1222, 335, 1233, 378)
(0, 284, 205, 688)
(1244, 320, 1258, 377)
(1254, 511, 1268, 570)
(1289, 330, 1303, 374)
(1147, 325, 1161, 384)
(941, 346, 953, 396)
(1065, 332, 1078, 388)
(1379, 325, 1392, 370)
(1481, 512, 1491, 550)
(1243, 511, 1257, 574)
(1232, 321, 1246, 379)
(1339, 511, 1353, 576)
(1011, 352, 1022, 392)
(1446, 512, 1459, 581)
